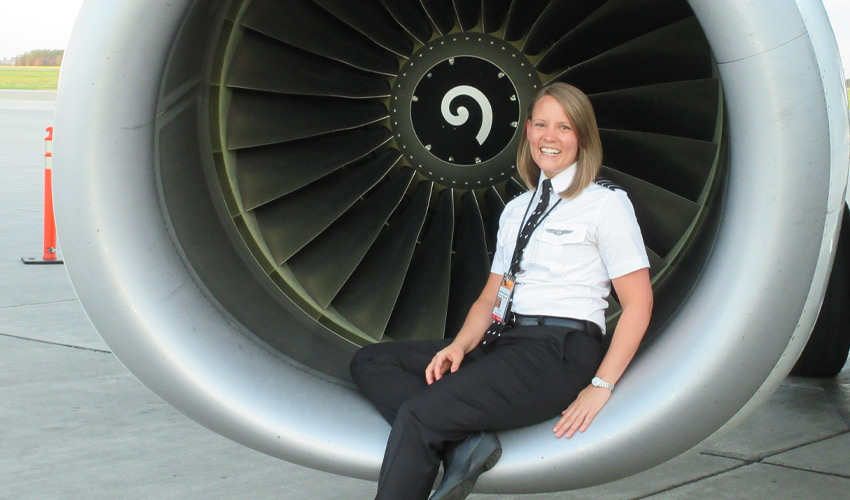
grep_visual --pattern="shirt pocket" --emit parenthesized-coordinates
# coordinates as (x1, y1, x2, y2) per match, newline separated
(537, 222, 588, 245)
(528, 222, 590, 279)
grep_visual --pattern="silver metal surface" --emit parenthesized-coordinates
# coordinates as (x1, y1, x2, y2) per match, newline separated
(52, 0, 849, 493)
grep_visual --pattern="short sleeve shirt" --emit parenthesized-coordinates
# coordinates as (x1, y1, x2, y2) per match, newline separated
(490, 165, 650, 333)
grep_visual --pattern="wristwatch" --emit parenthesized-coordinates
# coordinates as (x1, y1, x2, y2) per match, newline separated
(591, 376, 614, 391)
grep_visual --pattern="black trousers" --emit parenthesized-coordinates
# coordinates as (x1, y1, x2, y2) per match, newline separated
(349, 324, 605, 500)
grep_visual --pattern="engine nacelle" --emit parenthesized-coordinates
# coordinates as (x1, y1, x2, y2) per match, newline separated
(53, 0, 849, 493)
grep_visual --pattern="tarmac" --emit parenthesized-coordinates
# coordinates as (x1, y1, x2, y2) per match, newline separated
(1, 89, 849, 499)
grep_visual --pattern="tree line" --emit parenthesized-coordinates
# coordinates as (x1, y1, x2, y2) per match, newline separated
(15, 49, 64, 67)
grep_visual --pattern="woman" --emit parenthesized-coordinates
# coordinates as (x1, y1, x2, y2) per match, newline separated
(350, 82, 653, 500)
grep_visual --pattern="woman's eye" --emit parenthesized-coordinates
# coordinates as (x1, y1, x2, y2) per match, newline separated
(560, 125, 570, 131)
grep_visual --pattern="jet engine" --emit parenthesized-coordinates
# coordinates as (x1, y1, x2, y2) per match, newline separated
(53, 0, 849, 493)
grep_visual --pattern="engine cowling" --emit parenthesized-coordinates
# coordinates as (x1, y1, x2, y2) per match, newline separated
(53, 0, 849, 493)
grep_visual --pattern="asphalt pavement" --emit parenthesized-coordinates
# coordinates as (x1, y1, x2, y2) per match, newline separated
(1, 89, 848, 499)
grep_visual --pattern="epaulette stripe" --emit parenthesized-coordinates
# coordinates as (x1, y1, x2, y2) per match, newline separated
(595, 178, 624, 192)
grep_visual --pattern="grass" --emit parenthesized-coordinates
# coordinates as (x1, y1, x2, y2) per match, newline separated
(0, 66, 60, 90)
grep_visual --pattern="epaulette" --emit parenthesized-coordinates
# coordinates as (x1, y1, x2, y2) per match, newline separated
(595, 178, 624, 192)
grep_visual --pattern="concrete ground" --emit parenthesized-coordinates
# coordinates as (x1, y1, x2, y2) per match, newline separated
(1, 90, 849, 499)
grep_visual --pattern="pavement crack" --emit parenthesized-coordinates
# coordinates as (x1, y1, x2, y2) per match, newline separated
(0, 332, 111, 354)
(823, 381, 850, 427)
(634, 460, 750, 499)
(759, 460, 850, 481)
(0, 298, 79, 309)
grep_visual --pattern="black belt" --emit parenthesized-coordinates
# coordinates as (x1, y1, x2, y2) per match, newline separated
(511, 314, 603, 340)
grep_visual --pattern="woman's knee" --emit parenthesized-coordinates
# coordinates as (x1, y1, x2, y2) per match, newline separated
(395, 396, 434, 429)
(395, 385, 467, 433)
(349, 343, 383, 384)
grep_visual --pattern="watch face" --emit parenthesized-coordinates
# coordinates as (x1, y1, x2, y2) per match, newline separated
(592, 377, 611, 389)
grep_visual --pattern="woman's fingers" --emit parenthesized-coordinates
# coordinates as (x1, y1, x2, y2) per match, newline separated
(554, 387, 610, 438)
(554, 407, 587, 438)
(426, 351, 449, 384)
(425, 356, 441, 384)
(425, 346, 464, 385)
(450, 355, 462, 374)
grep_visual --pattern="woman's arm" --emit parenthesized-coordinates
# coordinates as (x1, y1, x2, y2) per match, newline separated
(553, 267, 653, 438)
(425, 272, 503, 384)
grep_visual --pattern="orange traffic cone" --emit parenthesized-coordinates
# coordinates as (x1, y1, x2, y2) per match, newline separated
(22, 126, 63, 265)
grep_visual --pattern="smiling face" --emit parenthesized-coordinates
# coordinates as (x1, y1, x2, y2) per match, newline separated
(525, 95, 580, 179)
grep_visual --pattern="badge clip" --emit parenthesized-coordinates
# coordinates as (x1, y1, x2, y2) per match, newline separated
(492, 274, 515, 323)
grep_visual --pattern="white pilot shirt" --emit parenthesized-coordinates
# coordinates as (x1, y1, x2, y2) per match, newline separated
(490, 164, 650, 333)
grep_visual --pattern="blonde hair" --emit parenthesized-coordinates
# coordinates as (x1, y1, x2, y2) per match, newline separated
(516, 83, 602, 199)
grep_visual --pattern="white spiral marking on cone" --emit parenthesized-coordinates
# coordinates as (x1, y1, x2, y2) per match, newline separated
(441, 85, 493, 146)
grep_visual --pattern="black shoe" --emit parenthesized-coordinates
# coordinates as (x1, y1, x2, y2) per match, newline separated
(429, 431, 502, 500)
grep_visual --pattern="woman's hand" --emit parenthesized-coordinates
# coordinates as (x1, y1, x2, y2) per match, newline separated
(424, 272, 504, 385)
(553, 268, 653, 439)
(553, 385, 612, 438)
(425, 343, 466, 385)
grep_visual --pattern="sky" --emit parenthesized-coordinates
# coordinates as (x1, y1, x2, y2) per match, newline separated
(0, 0, 848, 76)
(0, 0, 84, 60)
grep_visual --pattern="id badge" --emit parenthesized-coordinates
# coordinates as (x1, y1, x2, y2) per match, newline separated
(492, 275, 515, 323)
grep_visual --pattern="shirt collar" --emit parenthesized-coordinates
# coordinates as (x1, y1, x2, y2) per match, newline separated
(538, 163, 577, 194)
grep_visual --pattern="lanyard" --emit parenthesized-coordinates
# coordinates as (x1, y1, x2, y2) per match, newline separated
(491, 184, 561, 324)
(506, 187, 562, 280)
